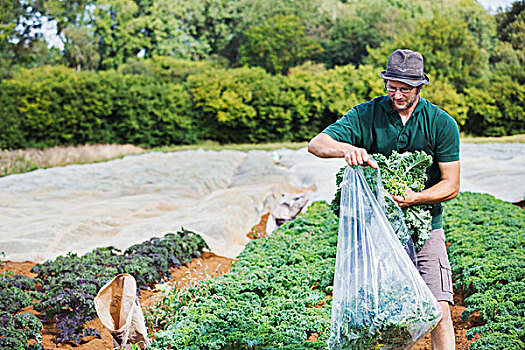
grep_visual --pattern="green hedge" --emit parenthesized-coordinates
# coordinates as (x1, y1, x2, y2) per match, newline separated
(0, 62, 523, 150)
(0, 66, 196, 149)
(186, 64, 384, 143)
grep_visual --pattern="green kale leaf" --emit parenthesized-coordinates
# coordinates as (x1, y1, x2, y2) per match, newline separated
(331, 151, 433, 250)
(329, 281, 442, 349)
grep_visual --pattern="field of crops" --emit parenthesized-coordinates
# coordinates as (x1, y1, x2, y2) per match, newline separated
(147, 192, 525, 349)
(444, 193, 525, 349)
(1, 192, 523, 349)
(0, 229, 208, 349)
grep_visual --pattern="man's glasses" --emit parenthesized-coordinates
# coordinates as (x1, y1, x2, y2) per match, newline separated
(385, 85, 415, 94)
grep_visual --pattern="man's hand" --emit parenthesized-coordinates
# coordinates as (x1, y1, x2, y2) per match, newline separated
(308, 133, 378, 168)
(391, 184, 419, 208)
(344, 147, 378, 168)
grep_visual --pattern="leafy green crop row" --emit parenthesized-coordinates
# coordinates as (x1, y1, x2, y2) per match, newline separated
(148, 202, 338, 349)
(0, 228, 207, 349)
(0, 312, 43, 350)
(443, 192, 525, 349)
(0, 274, 43, 349)
(149, 193, 524, 349)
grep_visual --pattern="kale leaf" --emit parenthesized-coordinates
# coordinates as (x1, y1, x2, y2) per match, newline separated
(331, 151, 433, 250)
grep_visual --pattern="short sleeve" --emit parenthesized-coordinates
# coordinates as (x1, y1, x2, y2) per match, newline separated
(435, 112, 460, 162)
(322, 108, 362, 146)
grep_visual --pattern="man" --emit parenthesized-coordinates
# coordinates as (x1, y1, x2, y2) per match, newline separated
(308, 49, 459, 349)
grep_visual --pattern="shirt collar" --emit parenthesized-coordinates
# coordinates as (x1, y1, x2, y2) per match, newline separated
(413, 96, 427, 115)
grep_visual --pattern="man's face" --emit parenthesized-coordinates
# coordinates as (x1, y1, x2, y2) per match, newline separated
(385, 80, 419, 111)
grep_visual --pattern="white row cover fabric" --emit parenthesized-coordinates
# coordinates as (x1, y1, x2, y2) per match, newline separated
(0, 148, 344, 262)
(0, 143, 523, 262)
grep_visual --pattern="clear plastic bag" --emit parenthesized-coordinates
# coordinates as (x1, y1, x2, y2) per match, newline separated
(328, 165, 442, 350)
(362, 160, 417, 266)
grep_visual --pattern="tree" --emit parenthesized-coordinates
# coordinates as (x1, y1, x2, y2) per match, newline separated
(146, 0, 212, 60)
(153, 0, 242, 61)
(452, 0, 496, 53)
(224, 0, 348, 66)
(0, 0, 21, 77)
(42, 0, 99, 70)
(318, 8, 383, 67)
(63, 26, 100, 71)
(94, 0, 145, 69)
(239, 15, 323, 75)
(314, 0, 441, 68)
(0, 0, 51, 78)
(496, 0, 525, 63)
(366, 14, 483, 91)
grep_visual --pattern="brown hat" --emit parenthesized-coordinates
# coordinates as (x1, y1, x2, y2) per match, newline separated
(379, 49, 430, 86)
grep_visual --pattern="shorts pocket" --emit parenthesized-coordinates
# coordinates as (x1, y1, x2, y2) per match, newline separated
(439, 258, 453, 293)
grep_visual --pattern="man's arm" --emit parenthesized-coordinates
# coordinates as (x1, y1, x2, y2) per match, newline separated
(308, 133, 377, 168)
(392, 160, 460, 208)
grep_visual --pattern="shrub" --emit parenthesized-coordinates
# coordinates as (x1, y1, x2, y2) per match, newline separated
(188, 66, 297, 143)
(0, 66, 196, 149)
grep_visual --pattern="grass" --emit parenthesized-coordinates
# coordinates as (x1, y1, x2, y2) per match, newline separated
(0, 144, 144, 177)
(152, 140, 309, 152)
(460, 133, 525, 143)
(0, 152, 40, 176)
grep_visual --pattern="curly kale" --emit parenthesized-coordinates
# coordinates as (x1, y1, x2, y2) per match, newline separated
(0, 312, 44, 350)
(331, 151, 433, 250)
(328, 281, 442, 349)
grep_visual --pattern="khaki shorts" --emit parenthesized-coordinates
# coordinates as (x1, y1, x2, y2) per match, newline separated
(417, 228, 454, 305)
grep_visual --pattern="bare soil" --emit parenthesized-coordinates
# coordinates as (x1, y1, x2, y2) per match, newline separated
(1, 213, 481, 350)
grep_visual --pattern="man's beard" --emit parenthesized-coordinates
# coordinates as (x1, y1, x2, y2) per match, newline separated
(390, 93, 418, 111)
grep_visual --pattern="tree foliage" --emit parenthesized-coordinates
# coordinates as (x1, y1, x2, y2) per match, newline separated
(0, 0, 523, 141)
(239, 15, 323, 75)
(366, 14, 484, 91)
(0, 0, 60, 78)
(319, 0, 431, 68)
(496, 0, 525, 63)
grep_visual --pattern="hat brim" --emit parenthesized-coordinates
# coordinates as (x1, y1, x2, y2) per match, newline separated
(380, 71, 430, 86)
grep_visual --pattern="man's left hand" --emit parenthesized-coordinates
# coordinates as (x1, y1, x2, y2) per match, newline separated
(391, 185, 419, 208)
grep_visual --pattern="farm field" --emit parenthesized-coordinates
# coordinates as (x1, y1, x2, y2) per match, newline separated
(1, 142, 524, 264)
(3, 0, 524, 347)
(1, 141, 524, 349)
(0, 252, 475, 350)
(2, 192, 523, 349)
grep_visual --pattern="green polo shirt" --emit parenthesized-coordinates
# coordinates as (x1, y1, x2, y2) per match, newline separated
(323, 95, 460, 229)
